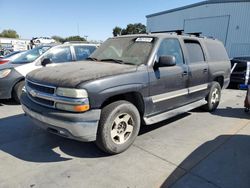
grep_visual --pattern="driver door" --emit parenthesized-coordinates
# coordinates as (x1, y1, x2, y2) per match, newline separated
(148, 38, 189, 116)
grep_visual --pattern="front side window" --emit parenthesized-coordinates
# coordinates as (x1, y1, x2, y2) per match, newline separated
(74, 45, 96, 61)
(90, 37, 155, 65)
(44, 47, 72, 63)
(157, 38, 184, 65)
(184, 40, 205, 63)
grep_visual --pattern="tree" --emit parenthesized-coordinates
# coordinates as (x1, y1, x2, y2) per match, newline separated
(112, 23, 146, 36)
(51, 35, 65, 43)
(113, 26, 122, 37)
(64, 35, 86, 42)
(0, 29, 19, 38)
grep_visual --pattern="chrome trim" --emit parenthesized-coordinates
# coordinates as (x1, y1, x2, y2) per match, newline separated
(152, 88, 189, 103)
(25, 79, 89, 110)
(188, 84, 208, 94)
(27, 79, 56, 91)
(151, 83, 208, 103)
(26, 85, 88, 105)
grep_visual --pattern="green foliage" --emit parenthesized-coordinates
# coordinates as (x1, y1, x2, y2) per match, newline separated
(113, 27, 122, 37)
(51, 35, 65, 43)
(0, 29, 19, 38)
(64, 35, 86, 42)
(112, 23, 146, 36)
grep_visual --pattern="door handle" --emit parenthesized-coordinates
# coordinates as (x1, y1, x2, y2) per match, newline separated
(182, 71, 188, 76)
(203, 68, 208, 73)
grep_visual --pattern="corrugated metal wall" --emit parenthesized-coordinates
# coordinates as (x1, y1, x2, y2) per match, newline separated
(147, 2, 250, 58)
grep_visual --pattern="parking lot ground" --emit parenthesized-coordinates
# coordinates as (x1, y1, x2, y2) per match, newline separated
(0, 89, 249, 188)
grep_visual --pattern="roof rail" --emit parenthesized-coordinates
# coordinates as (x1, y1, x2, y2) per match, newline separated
(151, 30, 184, 35)
(63, 41, 89, 44)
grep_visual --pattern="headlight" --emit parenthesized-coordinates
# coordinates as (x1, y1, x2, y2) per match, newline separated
(56, 88, 88, 98)
(0, 69, 11, 78)
(56, 103, 90, 112)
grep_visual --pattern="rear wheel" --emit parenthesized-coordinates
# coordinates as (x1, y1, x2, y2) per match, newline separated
(96, 100, 141, 154)
(13, 81, 24, 103)
(202, 82, 221, 112)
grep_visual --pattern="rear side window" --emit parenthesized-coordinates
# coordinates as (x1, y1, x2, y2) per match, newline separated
(44, 47, 73, 63)
(205, 40, 229, 61)
(184, 40, 205, 63)
(74, 45, 96, 61)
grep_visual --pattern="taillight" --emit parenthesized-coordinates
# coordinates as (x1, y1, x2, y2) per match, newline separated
(0, 60, 9, 64)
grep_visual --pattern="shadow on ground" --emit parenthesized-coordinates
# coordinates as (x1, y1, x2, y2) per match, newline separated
(0, 114, 109, 163)
(161, 134, 250, 188)
(0, 111, 191, 163)
(0, 99, 19, 106)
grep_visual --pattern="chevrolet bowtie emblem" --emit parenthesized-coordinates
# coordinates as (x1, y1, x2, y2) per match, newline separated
(30, 90, 37, 97)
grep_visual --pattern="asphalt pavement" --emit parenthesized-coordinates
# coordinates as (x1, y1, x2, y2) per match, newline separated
(0, 89, 249, 188)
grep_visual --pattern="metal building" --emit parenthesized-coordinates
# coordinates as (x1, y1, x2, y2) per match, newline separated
(146, 0, 250, 58)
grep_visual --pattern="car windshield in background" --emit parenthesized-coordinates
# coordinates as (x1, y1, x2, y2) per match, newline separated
(11, 46, 51, 64)
(89, 37, 155, 65)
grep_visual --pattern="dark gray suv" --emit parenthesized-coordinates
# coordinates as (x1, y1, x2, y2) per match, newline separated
(21, 33, 231, 154)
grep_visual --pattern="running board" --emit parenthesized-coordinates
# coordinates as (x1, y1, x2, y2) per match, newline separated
(144, 99, 207, 125)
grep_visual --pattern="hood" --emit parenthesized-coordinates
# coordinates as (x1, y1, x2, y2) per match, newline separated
(27, 61, 138, 87)
(0, 62, 20, 70)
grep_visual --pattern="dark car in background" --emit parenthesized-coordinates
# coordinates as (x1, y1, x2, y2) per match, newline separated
(0, 51, 25, 65)
(230, 57, 250, 88)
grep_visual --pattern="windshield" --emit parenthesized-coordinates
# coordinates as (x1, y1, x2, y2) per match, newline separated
(11, 46, 51, 64)
(89, 37, 155, 65)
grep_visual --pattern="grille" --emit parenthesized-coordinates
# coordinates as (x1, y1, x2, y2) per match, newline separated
(27, 81, 55, 94)
(30, 96, 55, 107)
(26, 80, 56, 108)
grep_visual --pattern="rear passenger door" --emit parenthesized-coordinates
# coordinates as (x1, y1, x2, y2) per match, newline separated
(184, 40, 209, 101)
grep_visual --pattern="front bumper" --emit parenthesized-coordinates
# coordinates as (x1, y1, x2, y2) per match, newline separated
(21, 93, 101, 142)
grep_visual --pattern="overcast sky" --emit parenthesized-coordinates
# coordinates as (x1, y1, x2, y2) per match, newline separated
(0, 0, 201, 41)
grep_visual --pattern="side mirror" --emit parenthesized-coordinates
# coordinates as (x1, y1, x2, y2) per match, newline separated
(157, 55, 176, 67)
(41, 58, 52, 67)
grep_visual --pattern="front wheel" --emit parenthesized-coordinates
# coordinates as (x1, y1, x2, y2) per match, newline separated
(13, 81, 25, 103)
(202, 82, 221, 112)
(96, 100, 141, 154)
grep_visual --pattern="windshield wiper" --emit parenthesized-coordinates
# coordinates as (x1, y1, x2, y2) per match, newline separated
(99, 58, 124, 64)
(86, 57, 99, 61)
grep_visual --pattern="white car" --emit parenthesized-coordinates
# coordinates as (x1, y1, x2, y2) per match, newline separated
(32, 37, 56, 44)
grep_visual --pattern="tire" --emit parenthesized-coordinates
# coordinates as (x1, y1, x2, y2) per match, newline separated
(202, 82, 221, 112)
(96, 100, 141, 154)
(36, 40, 40, 43)
(13, 81, 25, 103)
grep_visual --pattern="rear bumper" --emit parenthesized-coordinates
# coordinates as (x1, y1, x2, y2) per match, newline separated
(21, 93, 101, 142)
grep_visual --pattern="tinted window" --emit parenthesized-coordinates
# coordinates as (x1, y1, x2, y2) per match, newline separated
(184, 41, 205, 63)
(157, 38, 184, 65)
(44, 47, 72, 63)
(74, 46, 96, 61)
(206, 40, 229, 61)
